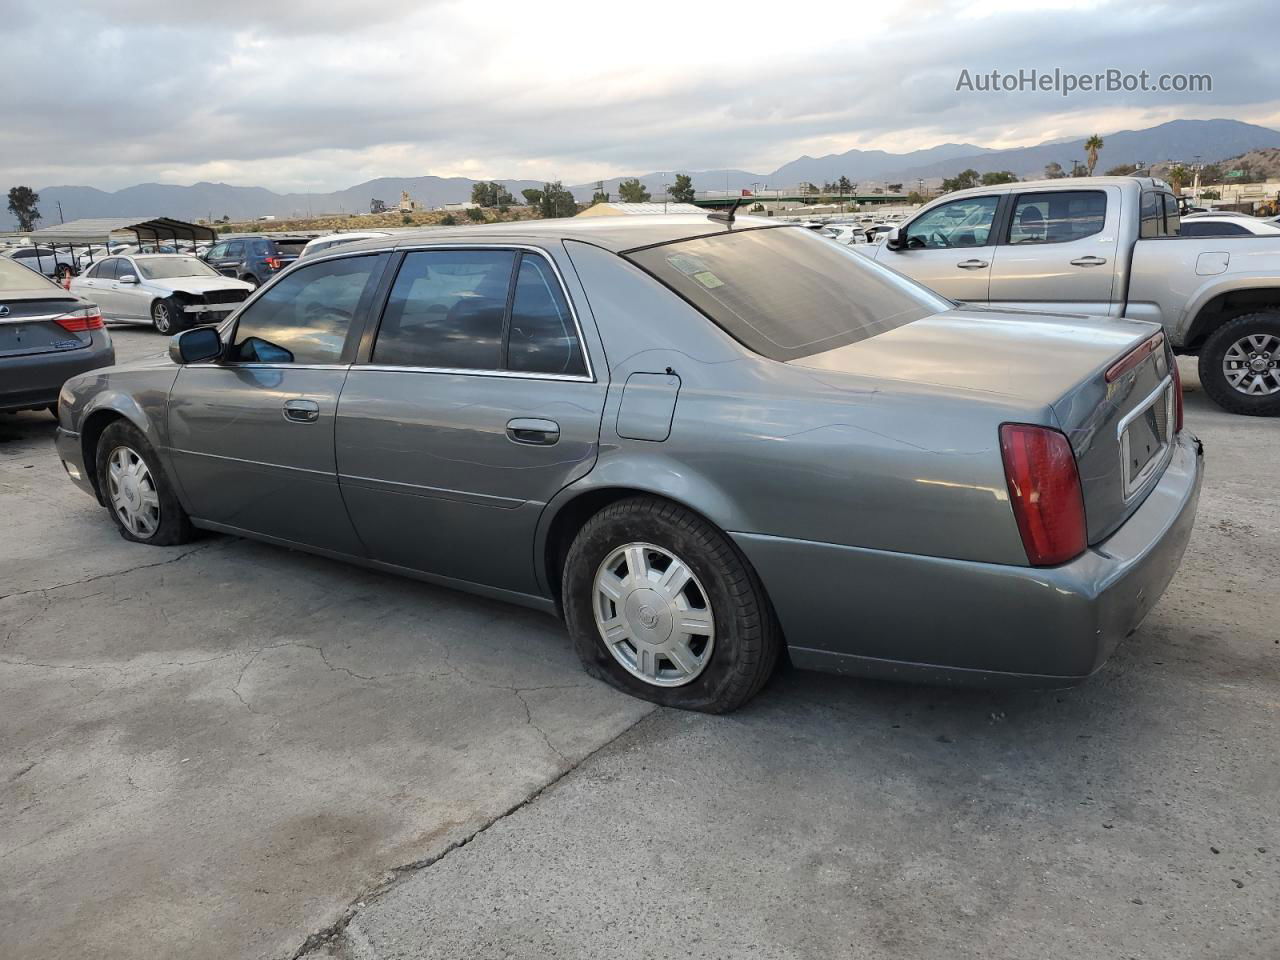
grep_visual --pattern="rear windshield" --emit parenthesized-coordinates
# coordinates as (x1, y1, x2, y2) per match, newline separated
(625, 226, 947, 361)
(0, 256, 55, 291)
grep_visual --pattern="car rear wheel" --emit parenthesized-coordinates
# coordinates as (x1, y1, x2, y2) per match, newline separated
(95, 420, 196, 545)
(241, 274, 259, 289)
(562, 496, 780, 713)
(1198, 311, 1280, 416)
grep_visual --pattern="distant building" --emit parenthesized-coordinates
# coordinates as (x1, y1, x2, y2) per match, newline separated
(398, 191, 421, 213)
(576, 201, 705, 218)
(370, 198, 388, 214)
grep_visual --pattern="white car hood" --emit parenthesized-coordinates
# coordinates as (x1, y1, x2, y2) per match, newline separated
(150, 277, 255, 295)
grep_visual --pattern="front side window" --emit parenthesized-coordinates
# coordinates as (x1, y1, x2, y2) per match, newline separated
(904, 196, 999, 248)
(373, 250, 516, 370)
(230, 255, 377, 364)
(206, 243, 227, 260)
(626, 226, 947, 362)
(115, 259, 138, 280)
(1007, 191, 1106, 244)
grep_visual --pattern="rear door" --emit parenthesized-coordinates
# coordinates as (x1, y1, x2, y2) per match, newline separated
(335, 245, 606, 596)
(873, 194, 1000, 301)
(167, 252, 386, 554)
(988, 186, 1122, 315)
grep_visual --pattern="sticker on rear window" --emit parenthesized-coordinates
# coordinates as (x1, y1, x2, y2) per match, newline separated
(665, 253, 709, 276)
(692, 271, 724, 289)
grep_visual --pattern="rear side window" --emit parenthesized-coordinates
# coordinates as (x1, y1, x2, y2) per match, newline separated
(225, 240, 245, 258)
(373, 250, 516, 370)
(1139, 192, 1179, 238)
(1162, 193, 1181, 236)
(507, 256, 587, 376)
(1007, 191, 1106, 244)
(625, 226, 947, 362)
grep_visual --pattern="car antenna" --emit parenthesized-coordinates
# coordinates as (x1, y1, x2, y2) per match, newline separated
(707, 196, 745, 226)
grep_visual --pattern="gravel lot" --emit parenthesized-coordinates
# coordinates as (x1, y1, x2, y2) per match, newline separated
(2, 326, 1277, 960)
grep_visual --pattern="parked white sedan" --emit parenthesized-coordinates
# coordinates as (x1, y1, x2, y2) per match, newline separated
(70, 254, 255, 333)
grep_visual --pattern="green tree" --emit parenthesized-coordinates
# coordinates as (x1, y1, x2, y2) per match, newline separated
(667, 174, 695, 203)
(1167, 165, 1191, 192)
(1043, 162, 1066, 179)
(401, 212, 413, 225)
(538, 181, 578, 218)
(591, 190, 609, 205)
(1201, 189, 1221, 200)
(886, 182, 903, 193)
(1084, 134, 1104, 175)
(618, 178, 650, 203)
(470, 181, 514, 208)
(440, 213, 458, 226)
(1199, 163, 1223, 184)
(465, 207, 486, 222)
(906, 191, 925, 205)
(521, 188, 544, 208)
(7, 186, 40, 231)
(980, 171, 1019, 185)
(837, 176, 853, 193)
(941, 169, 981, 192)
(1104, 163, 1138, 177)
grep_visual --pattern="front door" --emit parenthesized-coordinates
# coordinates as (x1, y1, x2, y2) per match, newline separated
(335, 246, 607, 596)
(874, 194, 1000, 302)
(167, 252, 387, 554)
(111, 257, 151, 320)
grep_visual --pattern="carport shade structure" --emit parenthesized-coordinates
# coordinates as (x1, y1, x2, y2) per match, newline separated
(26, 216, 218, 278)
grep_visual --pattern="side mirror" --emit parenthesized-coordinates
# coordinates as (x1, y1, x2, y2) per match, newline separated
(169, 326, 223, 365)
(118, 274, 139, 284)
(884, 228, 904, 251)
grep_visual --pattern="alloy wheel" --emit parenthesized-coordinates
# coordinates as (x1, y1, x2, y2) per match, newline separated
(106, 445, 160, 538)
(1223, 334, 1280, 396)
(152, 302, 171, 333)
(592, 542, 715, 687)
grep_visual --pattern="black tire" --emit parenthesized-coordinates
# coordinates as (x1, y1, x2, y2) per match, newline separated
(562, 496, 780, 713)
(1197, 311, 1280, 416)
(150, 297, 183, 334)
(95, 420, 196, 545)
(241, 274, 259, 289)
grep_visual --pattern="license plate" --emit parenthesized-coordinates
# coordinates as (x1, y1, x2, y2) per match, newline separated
(1119, 383, 1173, 498)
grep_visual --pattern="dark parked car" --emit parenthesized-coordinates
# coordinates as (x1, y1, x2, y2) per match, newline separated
(202, 235, 309, 288)
(1, 257, 114, 416)
(54, 216, 1201, 712)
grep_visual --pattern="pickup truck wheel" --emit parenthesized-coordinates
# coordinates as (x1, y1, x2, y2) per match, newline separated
(562, 496, 780, 713)
(1198, 312, 1280, 416)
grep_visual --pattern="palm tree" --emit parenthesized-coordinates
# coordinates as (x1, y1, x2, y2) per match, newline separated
(1084, 134, 1104, 176)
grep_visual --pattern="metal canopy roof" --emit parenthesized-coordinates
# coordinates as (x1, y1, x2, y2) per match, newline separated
(28, 216, 217, 245)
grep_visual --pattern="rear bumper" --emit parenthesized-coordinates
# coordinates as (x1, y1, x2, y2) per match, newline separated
(0, 332, 114, 412)
(733, 430, 1204, 686)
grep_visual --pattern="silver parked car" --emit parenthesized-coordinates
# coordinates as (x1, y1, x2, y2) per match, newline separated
(53, 216, 1203, 712)
(69, 254, 255, 333)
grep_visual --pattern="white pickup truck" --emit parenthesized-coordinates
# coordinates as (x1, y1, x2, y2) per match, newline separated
(870, 176, 1280, 415)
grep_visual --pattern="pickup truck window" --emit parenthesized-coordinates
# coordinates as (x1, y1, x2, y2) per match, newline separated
(1006, 190, 1106, 244)
(1163, 193, 1181, 235)
(1180, 220, 1251, 237)
(1140, 192, 1179, 239)
(904, 196, 998, 249)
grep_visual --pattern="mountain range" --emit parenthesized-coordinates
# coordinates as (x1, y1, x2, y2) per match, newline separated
(9, 119, 1279, 229)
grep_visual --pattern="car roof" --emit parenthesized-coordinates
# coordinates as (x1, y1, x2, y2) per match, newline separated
(334, 214, 784, 256)
(934, 175, 1171, 203)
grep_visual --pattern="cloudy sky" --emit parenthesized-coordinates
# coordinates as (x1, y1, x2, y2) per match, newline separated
(4, 0, 1276, 192)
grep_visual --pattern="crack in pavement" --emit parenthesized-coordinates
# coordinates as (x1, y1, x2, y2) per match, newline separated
(0, 541, 219, 603)
(289, 706, 660, 960)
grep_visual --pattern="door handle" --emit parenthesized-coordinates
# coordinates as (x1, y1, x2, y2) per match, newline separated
(1070, 256, 1108, 266)
(506, 418, 560, 445)
(283, 399, 320, 423)
(956, 259, 989, 270)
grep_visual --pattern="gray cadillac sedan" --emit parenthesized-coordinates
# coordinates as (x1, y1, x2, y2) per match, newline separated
(54, 215, 1203, 712)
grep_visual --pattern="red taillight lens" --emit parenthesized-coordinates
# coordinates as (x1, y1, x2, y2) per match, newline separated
(265, 256, 282, 269)
(54, 306, 104, 332)
(1106, 331, 1164, 383)
(999, 423, 1087, 567)
(1170, 353, 1184, 433)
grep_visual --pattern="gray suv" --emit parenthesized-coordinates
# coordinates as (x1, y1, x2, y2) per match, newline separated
(203, 236, 307, 288)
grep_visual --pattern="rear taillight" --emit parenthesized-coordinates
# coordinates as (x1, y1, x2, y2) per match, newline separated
(54, 306, 104, 333)
(1106, 331, 1164, 383)
(1170, 353, 1184, 433)
(999, 423, 1087, 567)
(265, 256, 282, 270)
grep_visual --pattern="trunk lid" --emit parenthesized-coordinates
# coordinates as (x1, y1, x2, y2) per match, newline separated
(790, 306, 1178, 545)
(0, 295, 93, 358)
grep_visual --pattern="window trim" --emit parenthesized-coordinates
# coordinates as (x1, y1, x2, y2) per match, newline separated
(358, 244, 595, 383)
(999, 188, 1108, 247)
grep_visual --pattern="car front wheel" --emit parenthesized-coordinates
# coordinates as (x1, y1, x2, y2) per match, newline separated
(1198, 311, 1280, 416)
(95, 420, 196, 545)
(562, 496, 780, 713)
(150, 297, 182, 334)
